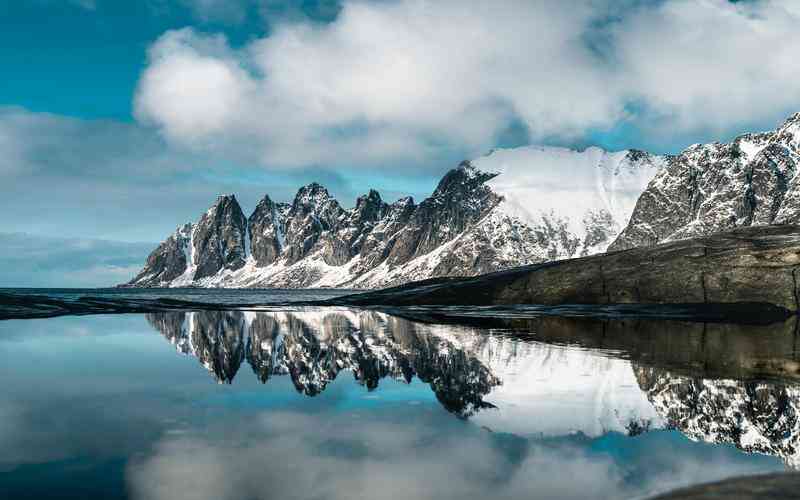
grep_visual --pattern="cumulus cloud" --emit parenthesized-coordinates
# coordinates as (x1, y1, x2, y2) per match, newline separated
(137, 30, 255, 141)
(135, 0, 800, 167)
(135, 0, 620, 167)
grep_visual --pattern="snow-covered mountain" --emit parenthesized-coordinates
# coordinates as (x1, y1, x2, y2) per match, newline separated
(611, 113, 800, 250)
(126, 146, 661, 289)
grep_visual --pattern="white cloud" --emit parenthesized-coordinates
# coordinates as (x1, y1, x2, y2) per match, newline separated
(135, 0, 619, 167)
(612, 0, 800, 135)
(134, 0, 800, 168)
(136, 29, 255, 142)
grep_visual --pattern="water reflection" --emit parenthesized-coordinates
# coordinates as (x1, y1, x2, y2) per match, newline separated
(146, 309, 800, 468)
(3, 309, 800, 499)
(146, 309, 500, 417)
(637, 365, 800, 469)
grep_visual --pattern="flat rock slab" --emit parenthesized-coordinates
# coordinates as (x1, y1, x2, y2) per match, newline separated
(650, 473, 800, 499)
(333, 224, 800, 312)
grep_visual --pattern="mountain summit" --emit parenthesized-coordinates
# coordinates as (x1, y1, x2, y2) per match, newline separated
(125, 146, 660, 288)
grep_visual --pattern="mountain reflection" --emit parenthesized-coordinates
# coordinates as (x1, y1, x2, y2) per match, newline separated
(146, 309, 499, 417)
(636, 365, 800, 468)
(146, 308, 800, 466)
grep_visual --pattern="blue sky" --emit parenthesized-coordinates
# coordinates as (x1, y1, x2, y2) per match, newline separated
(2, 0, 800, 286)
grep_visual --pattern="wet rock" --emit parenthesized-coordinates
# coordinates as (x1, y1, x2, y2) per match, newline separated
(649, 472, 800, 499)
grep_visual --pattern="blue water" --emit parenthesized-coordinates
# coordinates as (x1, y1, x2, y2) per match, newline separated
(0, 292, 794, 499)
(0, 287, 351, 305)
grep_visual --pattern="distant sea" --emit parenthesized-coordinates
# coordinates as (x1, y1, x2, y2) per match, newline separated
(0, 287, 353, 306)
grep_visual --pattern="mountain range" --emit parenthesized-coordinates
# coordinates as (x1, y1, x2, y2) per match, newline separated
(125, 113, 800, 289)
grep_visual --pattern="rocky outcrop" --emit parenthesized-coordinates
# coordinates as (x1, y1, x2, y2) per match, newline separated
(282, 183, 346, 265)
(611, 113, 800, 251)
(333, 224, 800, 312)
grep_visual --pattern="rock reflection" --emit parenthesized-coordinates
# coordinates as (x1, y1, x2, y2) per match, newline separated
(146, 309, 500, 417)
(636, 365, 800, 468)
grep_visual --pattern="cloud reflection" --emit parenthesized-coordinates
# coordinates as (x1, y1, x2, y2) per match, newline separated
(126, 409, 778, 500)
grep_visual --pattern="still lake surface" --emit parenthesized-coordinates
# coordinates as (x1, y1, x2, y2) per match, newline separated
(1, 289, 799, 499)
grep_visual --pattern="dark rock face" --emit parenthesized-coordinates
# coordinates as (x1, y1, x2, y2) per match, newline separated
(248, 196, 289, 267)
(334, 224, 800, 311)
(340, 189, 389, 256)
(192, 195, 248, 279)
(126, 224, 191, 286)
(283, 183, 345, 265)
(387, 162, 501, 264)
(612, 114, 800, 251)
(354, 196, 416, 272)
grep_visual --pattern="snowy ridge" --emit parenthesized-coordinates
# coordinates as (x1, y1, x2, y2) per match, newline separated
(477, 146, 663, 258)
(126, 145, 662, 289)
(612, 112, 800, 250)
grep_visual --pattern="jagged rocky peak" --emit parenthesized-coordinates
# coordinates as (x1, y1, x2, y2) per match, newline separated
(611, 111, 800, 251)
(126, 223, 192, 287)
(334, 189, 390, 261)
(248, 195, 289, 267)
(352, 189, 388, 223)
(434, 160, 499, 197)
(192, 194, 248, 279)
(283, 183, 346, 264)
(384, 161, 502, 265)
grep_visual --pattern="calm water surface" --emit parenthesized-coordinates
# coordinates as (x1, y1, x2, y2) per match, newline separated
(1, 295, 798, 499)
